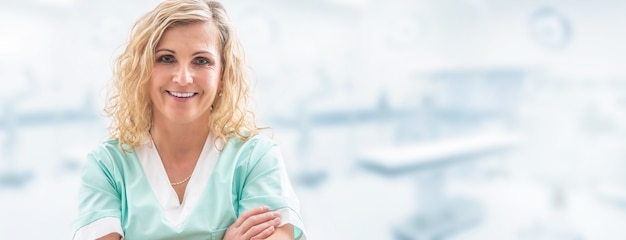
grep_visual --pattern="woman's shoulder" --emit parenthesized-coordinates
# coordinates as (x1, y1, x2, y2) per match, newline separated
(222, 133, 282, 171)
(220, 133, 279, 163)
(225, 133, 276, 151)
(90, 138, 126, 154)
(87, 139, 134, 165)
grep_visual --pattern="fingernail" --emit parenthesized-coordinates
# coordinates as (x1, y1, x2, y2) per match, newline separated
(269, 226, 275, 231)
(274, 217, 281, 222)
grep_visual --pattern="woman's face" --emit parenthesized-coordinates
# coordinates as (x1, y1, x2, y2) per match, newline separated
(149, 21, 222, 127)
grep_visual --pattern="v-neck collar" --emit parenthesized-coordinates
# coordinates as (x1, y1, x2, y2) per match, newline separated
(135, 134, 221, 229)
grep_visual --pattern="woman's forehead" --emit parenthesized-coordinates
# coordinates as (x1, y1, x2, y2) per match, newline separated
(156, 21, 221, 53)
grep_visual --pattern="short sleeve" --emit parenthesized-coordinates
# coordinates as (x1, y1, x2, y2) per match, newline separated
(238, 141, 307, 240)
(72, 150, 124, 240)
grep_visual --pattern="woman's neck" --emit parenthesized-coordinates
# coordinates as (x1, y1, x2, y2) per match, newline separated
(149, 120, 210, 164)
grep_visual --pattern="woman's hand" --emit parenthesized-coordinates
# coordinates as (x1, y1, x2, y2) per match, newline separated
(224, 206, 282, 240)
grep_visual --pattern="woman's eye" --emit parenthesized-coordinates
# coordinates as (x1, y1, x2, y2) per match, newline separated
(157, 55, 175, 63)
(194, 57, 210, 65)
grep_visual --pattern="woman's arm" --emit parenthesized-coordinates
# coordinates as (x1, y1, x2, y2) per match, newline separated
(264, 224, 294, 240)
(73, 149, 124, 240)
(225, 206, 282, 240)
(235, 137, 306, 239)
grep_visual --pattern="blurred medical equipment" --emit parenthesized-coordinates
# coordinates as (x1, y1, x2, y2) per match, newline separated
(0, 91, 99, 188)
(528, 6, 572, 50)
(352, 67, 525, 239)
(358, 131, 519, 240)
(272, 91, 421, 188)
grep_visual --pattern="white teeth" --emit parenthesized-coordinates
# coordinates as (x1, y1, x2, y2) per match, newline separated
(168, 91, 195, 98)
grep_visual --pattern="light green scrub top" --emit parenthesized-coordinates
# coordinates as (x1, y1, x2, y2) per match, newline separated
(73, 134, 305, 240)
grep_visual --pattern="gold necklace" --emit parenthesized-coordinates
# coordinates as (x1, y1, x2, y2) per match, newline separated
(170, 173, 192, 186)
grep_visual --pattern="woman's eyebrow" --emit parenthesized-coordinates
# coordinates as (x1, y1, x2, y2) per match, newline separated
(155, 48, 175, 54)
(154, 49, 216, 58)
(192, 51, 216, 57)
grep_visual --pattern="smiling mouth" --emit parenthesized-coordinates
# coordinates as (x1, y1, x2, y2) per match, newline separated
(167, 90, 197, 98)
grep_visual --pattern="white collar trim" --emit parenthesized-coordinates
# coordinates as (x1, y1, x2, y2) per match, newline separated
(135, 134, 220, 229)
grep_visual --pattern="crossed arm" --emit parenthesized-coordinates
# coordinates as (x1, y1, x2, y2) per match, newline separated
(97, 206, 293, 240)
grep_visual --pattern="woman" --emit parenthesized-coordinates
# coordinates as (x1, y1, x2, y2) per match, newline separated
(72, 0, 305, 239)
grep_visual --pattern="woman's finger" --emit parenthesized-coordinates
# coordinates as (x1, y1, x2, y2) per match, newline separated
(232, 206, 269, 228)
(250, 226, 276, 240)
(245, 217, 281, 239)
(240, 211, 280, 234)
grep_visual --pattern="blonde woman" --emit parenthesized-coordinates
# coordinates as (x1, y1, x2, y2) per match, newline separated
(72, 0, 305, 239)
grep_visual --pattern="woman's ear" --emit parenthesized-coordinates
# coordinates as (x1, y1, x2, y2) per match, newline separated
(218, 78, 224, 92)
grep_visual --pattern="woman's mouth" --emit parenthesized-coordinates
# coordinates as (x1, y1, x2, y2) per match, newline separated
(167, 90, 197, 98)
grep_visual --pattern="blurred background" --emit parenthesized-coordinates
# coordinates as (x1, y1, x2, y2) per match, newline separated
(2, 0, 626, 239)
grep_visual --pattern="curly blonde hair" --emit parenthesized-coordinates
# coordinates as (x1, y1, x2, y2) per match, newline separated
(105, 0, 259, 150)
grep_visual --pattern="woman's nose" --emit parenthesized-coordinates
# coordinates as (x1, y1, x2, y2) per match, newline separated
(173, 64, 193, 85)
